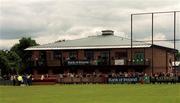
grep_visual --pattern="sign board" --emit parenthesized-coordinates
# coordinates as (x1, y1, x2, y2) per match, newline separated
(115, 59, 124, 65)
(67, 60, 90, 65)
(108, 77, 138, 83)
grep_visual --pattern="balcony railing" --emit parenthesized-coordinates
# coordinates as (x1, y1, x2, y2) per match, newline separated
(63, 58, 150, 66)
(127, 59, 150, 66)
(31, 58, 150, 67)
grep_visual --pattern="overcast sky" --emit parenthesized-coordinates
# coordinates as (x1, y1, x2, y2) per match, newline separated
(0, 0, 180, 50)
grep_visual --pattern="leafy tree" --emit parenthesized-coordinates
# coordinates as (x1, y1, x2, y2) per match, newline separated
(176, 51, 180, 61)
(10, 37, 38, 73)
(11, 37, 38, 59)
(6, 51, 21, 72)
(0, 50, 21, 75)
(0, 50, 10, 75)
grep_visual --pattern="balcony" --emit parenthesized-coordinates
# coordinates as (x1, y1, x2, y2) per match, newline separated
(31, 58, 150, 67)
(63, 58, 150, 66)
(127, 59, 150, 66)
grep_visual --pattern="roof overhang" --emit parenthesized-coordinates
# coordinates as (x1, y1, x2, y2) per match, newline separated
(25, 45, 151, 50)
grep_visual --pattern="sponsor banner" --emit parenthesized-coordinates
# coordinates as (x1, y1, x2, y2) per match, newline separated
(67, 60, 90, 65)
(115, 59, 124, 65)
(108, 77, 138, 83)
(155, 77, 178, 82)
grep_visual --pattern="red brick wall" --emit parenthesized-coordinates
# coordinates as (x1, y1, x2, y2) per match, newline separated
(46, 51, 61, 66)
(31, 47, 175, 75)
(144, 47, 175, 74)
(32, 51, 39, 60)
(62, 51, 68, 59)
(78, 50, 84, 60)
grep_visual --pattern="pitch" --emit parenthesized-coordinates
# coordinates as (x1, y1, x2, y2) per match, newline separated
(0, 84, 179, 103)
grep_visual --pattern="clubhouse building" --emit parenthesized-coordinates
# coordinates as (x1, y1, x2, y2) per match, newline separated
(26, 30, 177, 76)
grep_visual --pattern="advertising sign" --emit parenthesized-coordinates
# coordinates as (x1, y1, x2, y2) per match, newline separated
(67, 60, 90, 65)
(108, 77, 138, 83)
(115, 59, 125, 65)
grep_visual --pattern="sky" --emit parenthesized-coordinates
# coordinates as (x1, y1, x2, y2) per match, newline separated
(0, 0, 180, 50)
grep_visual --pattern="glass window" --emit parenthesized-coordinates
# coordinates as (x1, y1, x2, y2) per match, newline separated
(101, 51, 109, 59)
(38, 51, 46, 66)
(39, 51, 46, 60)
(69, 51, 77, 60)
(53, 51, 61, 60)
(133, 52, 144, 64)
(99, 51, 109, 65)
(85, 51, 94, 60)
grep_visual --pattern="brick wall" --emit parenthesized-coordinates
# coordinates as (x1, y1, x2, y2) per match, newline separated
(31, 47, 175, 74)
(46, 51, 61, 66)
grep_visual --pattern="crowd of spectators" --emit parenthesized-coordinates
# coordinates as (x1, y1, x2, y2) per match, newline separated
(0, 72, 178, 85)
(56, 72, 176, 78)
(57, 72, 147, 78)
(150, 72, 178, 84)
(55, 72, 178, 84)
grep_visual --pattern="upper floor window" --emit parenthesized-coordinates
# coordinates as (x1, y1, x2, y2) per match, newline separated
(85, 51, 94, 60)
(38, 51, 46, 66)
(53, 51, 61, 60)
(39, 51, 46, 61)
(100, 51, 109, 59)
(133, 52, 144, 64)
(69, 51, 77, 60)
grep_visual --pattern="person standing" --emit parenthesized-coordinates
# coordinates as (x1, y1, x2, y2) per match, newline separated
(17, 75, 23, 86)
(22, 74, 28, 85)
(12, 75, 16, 86)
(27, 74, 32, 86)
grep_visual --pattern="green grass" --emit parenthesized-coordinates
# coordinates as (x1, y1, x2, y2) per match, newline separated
(0, 84, 180, 103)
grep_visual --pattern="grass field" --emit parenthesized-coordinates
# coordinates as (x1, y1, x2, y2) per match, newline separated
(0, 84, 180, 103)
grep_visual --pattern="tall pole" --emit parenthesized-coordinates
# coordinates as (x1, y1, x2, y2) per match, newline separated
(131, 14, 133, 65)
(131, 11, 179, 74)
(174, 11, 176, 73)
(152, 13, 154, 74)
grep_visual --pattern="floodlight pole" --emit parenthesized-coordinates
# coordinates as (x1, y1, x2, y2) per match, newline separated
(130, 13, 154, 74)
(174, 11, 176, 73)
(131, 14, 133, 65)
(152, 13, 154, 74)
(131, 11, 179, 75)
(174, 11, 176, 52)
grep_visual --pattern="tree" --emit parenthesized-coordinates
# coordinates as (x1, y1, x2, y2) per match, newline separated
(0, 50, 21, 75)
(176, 51, 180, 61)
(11, 37, 38, 73)
(11, 37, 38, 59)
(0, 50, 10, 75)
(6, 51, 21, 72)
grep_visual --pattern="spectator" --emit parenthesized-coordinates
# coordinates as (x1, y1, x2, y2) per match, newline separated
(17, 75, 23, 86)
(27, 74, 32, 86)
(41, 75, 45, 80)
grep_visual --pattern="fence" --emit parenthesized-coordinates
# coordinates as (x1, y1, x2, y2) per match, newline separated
(0, 80, 13, 85)
(0, 76, 179, 85)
